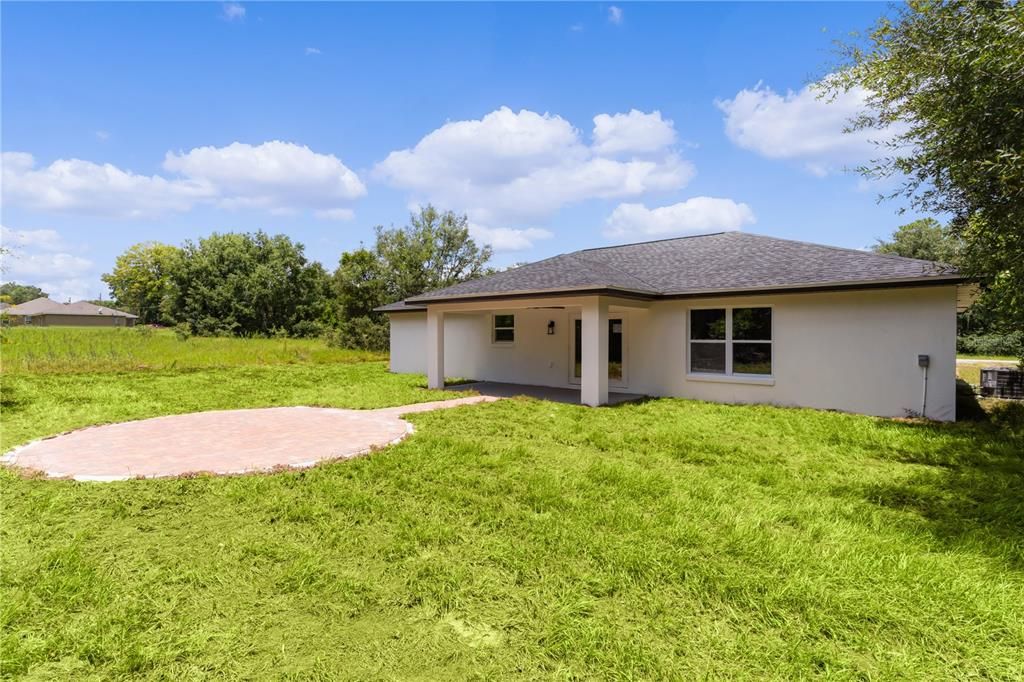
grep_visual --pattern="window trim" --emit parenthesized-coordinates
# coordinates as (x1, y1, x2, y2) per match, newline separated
(491, 312, 516, 346)
(687, 305, 773, 380)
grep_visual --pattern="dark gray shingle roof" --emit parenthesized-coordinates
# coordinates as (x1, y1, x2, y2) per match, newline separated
(400, 231, 963, 304)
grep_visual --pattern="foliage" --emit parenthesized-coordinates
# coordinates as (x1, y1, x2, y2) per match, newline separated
(2, 362, 1023, 677)
(872, 218, 959, 263)
(0, 282, 48, 304)
(827, 0, 1024, 359)
(957, 331, 1024, 358)
(101, 242, 182, 324)
(170, 231, 333, 337)
(323, 316, 390, 352)
(0, 327, 384, 374)
(332, 205, 493, 350)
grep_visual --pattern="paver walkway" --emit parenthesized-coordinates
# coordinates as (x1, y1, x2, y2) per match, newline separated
(1, 396, 498, 482)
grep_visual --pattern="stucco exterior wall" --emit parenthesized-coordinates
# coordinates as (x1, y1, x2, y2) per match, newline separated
(387, 285, 958, 420)
(15, 314, 133, 327)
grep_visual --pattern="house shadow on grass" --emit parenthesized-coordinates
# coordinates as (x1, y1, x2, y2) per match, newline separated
(858, 386, 1024, 569)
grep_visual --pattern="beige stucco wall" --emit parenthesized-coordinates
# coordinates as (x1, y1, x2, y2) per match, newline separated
(29, 315, 131, 327)
(388, 285, 958, 420)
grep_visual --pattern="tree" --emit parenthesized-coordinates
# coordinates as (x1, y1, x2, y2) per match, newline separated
(102, 242, 182, 324)
(0, 282, 48, 304)
(170, 231, 332, 336)
(872, 218, 959, 263)
(827, 0, 1024, 358)
(332, 205, 493, 350)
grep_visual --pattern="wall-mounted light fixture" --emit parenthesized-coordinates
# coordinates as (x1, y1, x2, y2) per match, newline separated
(547, 320, 556, 335)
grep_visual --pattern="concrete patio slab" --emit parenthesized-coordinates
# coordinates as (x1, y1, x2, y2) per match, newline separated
(445, 381, 645, 405)
(1, 396, 498, 482)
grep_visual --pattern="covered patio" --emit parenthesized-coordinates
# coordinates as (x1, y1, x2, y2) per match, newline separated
(424, 294, 651, 406)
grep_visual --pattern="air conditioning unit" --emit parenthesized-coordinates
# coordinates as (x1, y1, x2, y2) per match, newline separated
(980, 367, 1024, 400)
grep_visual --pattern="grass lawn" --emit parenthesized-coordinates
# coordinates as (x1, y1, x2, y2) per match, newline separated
(2, 331, 1023, 679)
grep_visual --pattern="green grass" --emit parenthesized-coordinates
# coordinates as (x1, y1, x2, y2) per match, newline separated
(956, 359, 1019, 387)
(958, 353, 1020, 361)
(2, 333, 1023, 679)
(1, 327, 384, 374)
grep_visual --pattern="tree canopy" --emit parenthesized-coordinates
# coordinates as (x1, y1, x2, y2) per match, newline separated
(871, 218, 959, 263)
(0, 282, 48, 305)
(827, 0, 1023, 357)
(102, 242, 182, 324)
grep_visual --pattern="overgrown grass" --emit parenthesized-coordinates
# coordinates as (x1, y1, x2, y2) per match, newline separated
(0, 327, 384, 374)
(2, 354, 1023, 678)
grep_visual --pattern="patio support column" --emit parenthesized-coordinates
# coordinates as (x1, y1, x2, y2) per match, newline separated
(580, 296, 609, 407)
(427, 307, 445, 389)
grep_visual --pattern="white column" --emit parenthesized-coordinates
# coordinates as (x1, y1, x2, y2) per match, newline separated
(427, 308, 445, 389)
(580, 296, 609, 406)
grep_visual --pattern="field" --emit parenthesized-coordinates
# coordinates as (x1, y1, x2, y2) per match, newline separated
(2, 329, 1023, 679)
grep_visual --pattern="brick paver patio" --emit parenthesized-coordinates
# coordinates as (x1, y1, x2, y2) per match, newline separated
(1, 396, 497, 482)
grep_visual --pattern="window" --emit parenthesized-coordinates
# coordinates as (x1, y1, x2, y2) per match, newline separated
(493, 314, 515, 343)
(689, 307, 772, 376)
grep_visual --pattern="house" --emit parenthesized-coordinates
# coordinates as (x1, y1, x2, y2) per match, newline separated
(4, 297, 138, 327)
(378, 231, 969, 420)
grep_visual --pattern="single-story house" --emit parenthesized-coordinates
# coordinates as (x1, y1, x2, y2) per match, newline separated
(4, 297, 138, 327)
(378, 231, 970, 420)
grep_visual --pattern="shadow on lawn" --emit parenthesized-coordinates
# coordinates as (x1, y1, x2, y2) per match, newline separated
(860, 395, 1024, 569)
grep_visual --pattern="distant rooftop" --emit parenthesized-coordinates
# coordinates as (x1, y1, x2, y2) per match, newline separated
(5, 297, 138, 318)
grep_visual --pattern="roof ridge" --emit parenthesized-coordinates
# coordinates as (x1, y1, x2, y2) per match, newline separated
(739, 232, 955, 270)
(569, 251, 661, 293)
(579, 231, 729, 252)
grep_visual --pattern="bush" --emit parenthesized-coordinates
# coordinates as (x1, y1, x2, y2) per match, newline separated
(290, 319, 326, 339)
(173, 323, 192, 342)
(957, 331, 1024, 357)
(322, 316, 389, 351)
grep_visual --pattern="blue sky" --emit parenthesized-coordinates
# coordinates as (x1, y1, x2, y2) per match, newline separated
(1, 1, 919, 301)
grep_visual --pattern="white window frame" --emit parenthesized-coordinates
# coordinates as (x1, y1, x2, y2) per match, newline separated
(491, 312, 516, 346)
(687, 305, 773, 380)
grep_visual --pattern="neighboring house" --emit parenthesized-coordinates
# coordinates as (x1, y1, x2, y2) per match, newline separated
(379, 231, 969, 420)
(4, 297, 138, 327)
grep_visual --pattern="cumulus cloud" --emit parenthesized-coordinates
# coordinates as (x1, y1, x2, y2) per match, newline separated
(608, 6, 623, 24)
(603, 198, 755, 239)
(469, 224, 554, 252)
(221, 2, 245, 21)
(1, 225, 98, 302)
(94, 130, 111, 141)
(374, 106, 693, 248)
(305, 47, 321, 55)
(716, 81, 904, 175)
(592, 110, 676, 156)
(2, 142, 365, 219)
(2, 152, 212, 219)
(163, 141, 366, 213)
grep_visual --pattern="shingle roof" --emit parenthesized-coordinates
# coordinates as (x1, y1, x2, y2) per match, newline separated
(375, 300, 427, 313)
(6, 297, 138, 318)
(403, 231, 962, 304)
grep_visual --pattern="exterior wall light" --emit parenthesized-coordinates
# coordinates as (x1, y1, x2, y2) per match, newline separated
(547, 320, 556, 335)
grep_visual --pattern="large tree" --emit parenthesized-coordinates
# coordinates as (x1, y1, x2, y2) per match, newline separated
(332, 205, 493, 349)
(826, 0, 1024, 358)
(872, 218, 959, 263)
(170, 231, 332, 336)
(0, 282, 48, 305)
(102, 242, 182, 324)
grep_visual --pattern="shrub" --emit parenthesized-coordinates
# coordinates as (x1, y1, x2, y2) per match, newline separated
(322, 316, 389, 351)
(290, 319, 325, 339)
(173, 323, 192, 342)
(957, 331, 1024, 357)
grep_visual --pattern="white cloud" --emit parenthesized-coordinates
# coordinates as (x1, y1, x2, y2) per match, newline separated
(716, 80, 904, 175)
(608, 6, 623, 24)
(592, 110, 676, 156)
(2, 152, 213, 219)
(603, 198, 756, 239)
(374, 106, 692, 231)
(1, 225, 98, 302)
(163, 141, 366, 213)
(569, 23, 584, 32)
(221, 2, 245, 21)
(94, 130, 111, 141)
(469, 224, 553, 251)
(314, 208, 355, 221)
(305, 47, 321, 55)
(2, 142, 366, 219)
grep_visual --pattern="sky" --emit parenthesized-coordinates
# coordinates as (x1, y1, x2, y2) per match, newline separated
(1, 1, 922, 302)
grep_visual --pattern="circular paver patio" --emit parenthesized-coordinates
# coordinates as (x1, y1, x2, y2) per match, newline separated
(1, 396, 496, 481)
